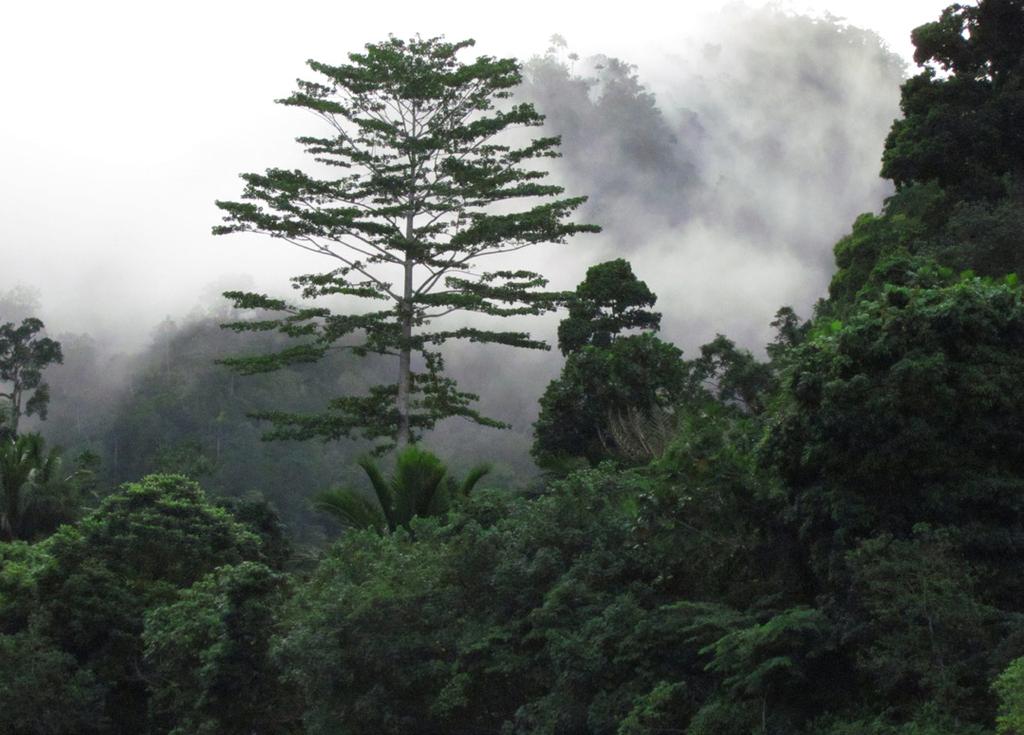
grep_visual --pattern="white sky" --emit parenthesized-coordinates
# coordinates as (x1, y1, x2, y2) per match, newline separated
(0, 0, 955, 345)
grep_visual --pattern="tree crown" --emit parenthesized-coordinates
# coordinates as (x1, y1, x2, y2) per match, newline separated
(0, 317, 63, 436)
(214, 35, 598, 448)
(556, 258, 660, 355)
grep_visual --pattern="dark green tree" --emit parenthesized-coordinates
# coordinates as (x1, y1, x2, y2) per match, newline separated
(881, 0, 1024, 201)
(214, 36, 598, 449)
(826, 208, 930, 310)
(817, 1, 1024, 316)
(275, 521, 457, 735)
(143, 561, 299, 734)
(763, 274, 1024, 608)
(534, 260, 684, 466)
(276, 452, 799, 734)
(689, 334, 775, 415)
(766, 306, 809, 364)
(843, 530, 999, 718)
(216, 495, 294, 571)
(0, 317, 63, 438)
(682, 604, 835, 733)
(0, 434, 46, 541)
(0, 628, 105, 735)
(556, 258, 660, 354)
(25, 474, 263, 731)
(533, 334, 685, 466)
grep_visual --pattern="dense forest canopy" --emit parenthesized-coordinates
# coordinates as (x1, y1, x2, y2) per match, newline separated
(3, 1, 1024, 733)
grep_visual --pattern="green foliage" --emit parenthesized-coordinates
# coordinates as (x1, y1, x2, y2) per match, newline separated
(536, 260, 780, 468)
(0, 434, 45, 541)
(933, 196, 1024, 277)
(314, 444, 490, 534)
(675, 603, 836, 733)
(763, 275, 1024, 602)
(215, 35, 598, 448)
(0, 433, 88, 541)
(995, 657, 1024, 735)
(690, 334, 775, 414)
(0, 627, 105, 735)
(766, 306, 809, 366)
(7, 8, 1024, 734)
(616, 681, 693, 735)
(826, 0, 1024, 319)
(698, 606, 832, 698)
(684, 696, 763, 735)
(0, 541, 49, 633)
(275, 525, 457, 734)
(882, 0, 1024, 201)
(314, 480, 388, 534)
(216, 495, 294, 570)
(0, 317, 63, 437)
(279, 433, 800, 733)
(535, 261, 686, 467)
(846, 531, 998, 716)
(828, 209, 930, 306)
(143, 561, 299, 734)
(46, 474, 262, 586)
(759, 257, 1024, 726)
(4, 474, 263, 732)
(811, 709, 993, 735)
(826, 182, 1024, 316)
(557, 258, 660, 355)
(534, 333, 686, 466)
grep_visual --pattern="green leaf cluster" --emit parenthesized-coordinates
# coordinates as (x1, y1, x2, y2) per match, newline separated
(0, 474, 268, 733)
(314, 444, 489, 534)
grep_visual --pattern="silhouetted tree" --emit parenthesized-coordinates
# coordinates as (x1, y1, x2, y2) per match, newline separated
(0, 318, 63, 437)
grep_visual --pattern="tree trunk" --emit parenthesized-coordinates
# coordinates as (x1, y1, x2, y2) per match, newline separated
(9, 385, 21, 436)
(1, 482, 17, 542)
(396, 296, 412, 447)
(396, 214, 415, 448)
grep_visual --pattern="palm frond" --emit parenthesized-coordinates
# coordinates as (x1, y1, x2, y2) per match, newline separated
(0, 435, 42, 496)
(32, 447, 63, 485)
(325, 445, 491, 536)
(313, 488, 387, 534)
(0, 433, 52, 540)
(457, 464, 491, 497)
(356, 455, 395, 529)
(392, 445, 447, 524)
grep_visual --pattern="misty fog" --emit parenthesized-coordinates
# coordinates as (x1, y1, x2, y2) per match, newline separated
(519, 8, 903, 353)
(2, 4, 923, 510)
